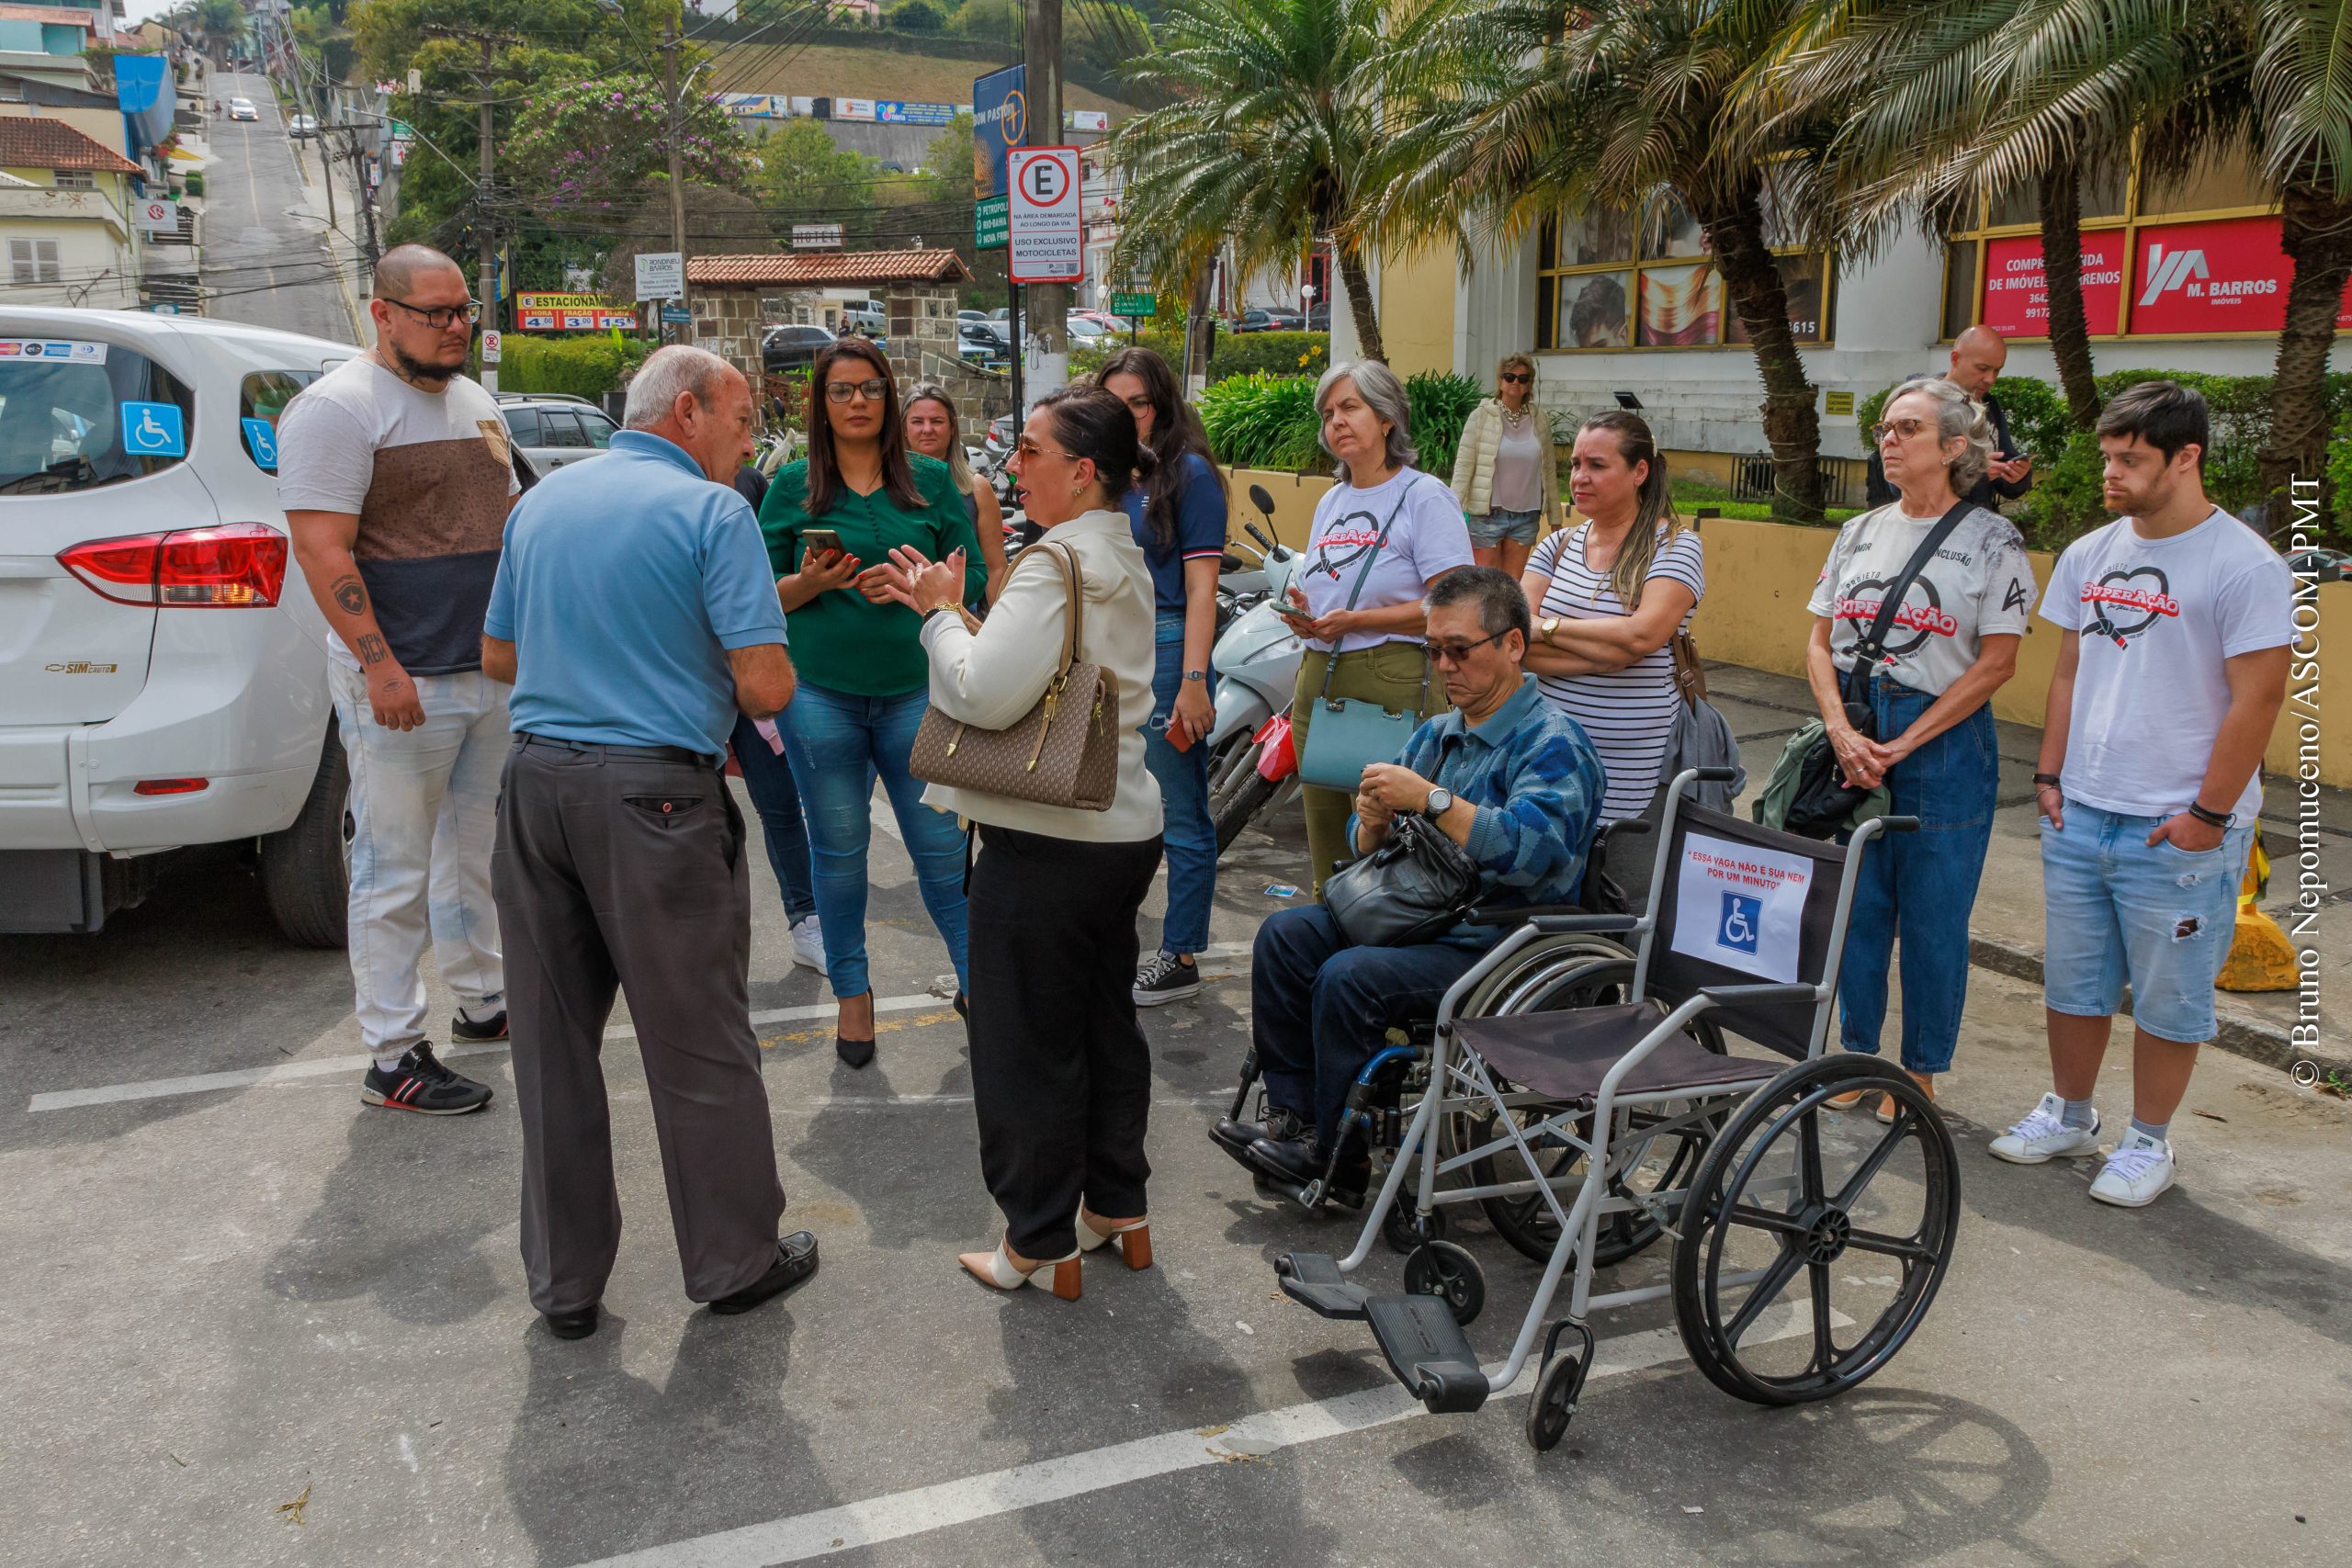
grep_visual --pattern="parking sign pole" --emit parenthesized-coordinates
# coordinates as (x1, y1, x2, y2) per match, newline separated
(1021, 0, 1066, 410)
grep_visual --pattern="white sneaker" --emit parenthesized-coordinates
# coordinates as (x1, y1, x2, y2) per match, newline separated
(2089, 1130, 2176, 1208)
(1988, 1092, 2101, 1165)
(789, 915, 826, 972)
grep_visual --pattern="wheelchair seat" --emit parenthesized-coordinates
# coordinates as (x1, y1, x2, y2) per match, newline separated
(1452, 1006, 1781, 1103)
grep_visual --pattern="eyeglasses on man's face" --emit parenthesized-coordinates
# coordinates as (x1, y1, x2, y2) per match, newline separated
(1421, 629, 1508, 666)
(383, 296, 482, 330)
(825, 378, 890, 404)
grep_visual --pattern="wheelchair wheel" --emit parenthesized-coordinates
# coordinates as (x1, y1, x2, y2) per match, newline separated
(1402, 1240, 1485, 1326)
(1468, 958, 1724, 1267)
(1670, 1055, 1960, 1406)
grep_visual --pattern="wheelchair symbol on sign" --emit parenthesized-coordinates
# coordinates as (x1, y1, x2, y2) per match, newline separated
(1716, 891, 1761, 956)
(119, 400, 187, 457)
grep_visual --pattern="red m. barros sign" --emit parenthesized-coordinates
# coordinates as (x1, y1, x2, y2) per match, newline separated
(1978, 213, 2352, 338)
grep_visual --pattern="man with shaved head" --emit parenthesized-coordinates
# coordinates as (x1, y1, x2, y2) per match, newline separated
(1866, 322, 2036, 509)
(279, 243, 514, 1118)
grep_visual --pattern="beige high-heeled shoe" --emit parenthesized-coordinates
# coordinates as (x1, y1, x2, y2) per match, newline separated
(1076, 1209, 1153, 1271)
(958, 1237, 1082, 1300)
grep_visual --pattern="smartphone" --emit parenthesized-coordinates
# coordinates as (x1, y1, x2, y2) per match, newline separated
(802, 527, 844, 559)
(1273, 600, 1316, 626)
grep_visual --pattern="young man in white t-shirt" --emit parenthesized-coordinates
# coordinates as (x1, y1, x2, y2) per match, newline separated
(1991, 381, 2292, 1206)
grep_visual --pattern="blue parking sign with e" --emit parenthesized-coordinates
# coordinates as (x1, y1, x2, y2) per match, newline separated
(120, 400, 186, 457)
(241, 417, 279, 470)
(1716, 891, 1761, 956)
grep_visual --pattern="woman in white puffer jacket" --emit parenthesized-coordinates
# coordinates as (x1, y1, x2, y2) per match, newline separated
(1448, 352, 1565, 577)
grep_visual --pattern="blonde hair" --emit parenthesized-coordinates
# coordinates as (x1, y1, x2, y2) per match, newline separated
(904, 382, 974, 492)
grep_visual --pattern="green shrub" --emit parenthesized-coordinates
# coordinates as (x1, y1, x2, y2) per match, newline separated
(1405, 370, 1482, 481)
(1210, 331, 1329, 381)
(183, 169, 204, 197)
(888, 0, 947, 30)
(494, 334, 648, 400)
(1198, 372, 1324, 470)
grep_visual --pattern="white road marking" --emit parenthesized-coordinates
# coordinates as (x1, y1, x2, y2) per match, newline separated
(569, 1309, 1815, 1568)
(24, 945, 1256, 1113)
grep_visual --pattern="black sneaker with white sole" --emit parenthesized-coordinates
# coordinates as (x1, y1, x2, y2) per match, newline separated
(1133, 952, 1202, 1007)
(450, 1009, 507, 1043)
(362, 1043, 494, 1114)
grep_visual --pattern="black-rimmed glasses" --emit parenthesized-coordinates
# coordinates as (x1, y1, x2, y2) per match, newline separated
(382, 296, 482, 330)
(825, 378, 890, 404)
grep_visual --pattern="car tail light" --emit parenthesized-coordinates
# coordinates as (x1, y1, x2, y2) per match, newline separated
(58, 524, 288, 608)
(133, 778, 208, 795)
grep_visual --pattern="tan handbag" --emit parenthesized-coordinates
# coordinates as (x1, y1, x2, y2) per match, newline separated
(1668, 627, 1708, 706)
(908, 539, 1121, 810)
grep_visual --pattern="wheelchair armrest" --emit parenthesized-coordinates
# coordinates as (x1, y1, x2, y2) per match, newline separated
(1531, 913, 1640, 934)
(1463, 900, 1583, 926)
(1597, 818, 1656, 842)
(1695, 983, 1820, 1008)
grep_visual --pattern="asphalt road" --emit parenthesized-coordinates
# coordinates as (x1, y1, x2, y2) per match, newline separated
(200, 73, 357, 346)
(2, 758, 2346, 1564)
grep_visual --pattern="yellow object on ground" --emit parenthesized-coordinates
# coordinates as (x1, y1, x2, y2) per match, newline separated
(2218, 832, 2299, 992)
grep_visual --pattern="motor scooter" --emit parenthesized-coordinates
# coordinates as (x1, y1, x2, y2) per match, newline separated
(1204, 486, 1309, 852)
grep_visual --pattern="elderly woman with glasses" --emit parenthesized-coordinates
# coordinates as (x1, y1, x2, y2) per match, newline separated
(1449, 353, 1564, 578)
(1805, 374, 2031, 1119)
(760, 339, 986, 1067)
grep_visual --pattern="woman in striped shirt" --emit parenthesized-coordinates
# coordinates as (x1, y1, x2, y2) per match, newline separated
(1519, 412, 1706, 820)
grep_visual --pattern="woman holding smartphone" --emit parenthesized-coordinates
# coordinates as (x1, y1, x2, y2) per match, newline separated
(761, 340, 987, 1066)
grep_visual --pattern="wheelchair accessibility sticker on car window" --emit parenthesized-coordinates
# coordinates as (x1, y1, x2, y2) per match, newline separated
(120, 400, 186, 457)
(241, 417, 280, 470)
(1669, 832, 1812, 983)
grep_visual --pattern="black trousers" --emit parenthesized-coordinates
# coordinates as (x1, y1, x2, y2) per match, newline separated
(967, 823, 1164, 1260)
(492, 736, 786, 1314)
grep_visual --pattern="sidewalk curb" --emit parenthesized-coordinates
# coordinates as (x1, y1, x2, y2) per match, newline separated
(1968, 934, 2345, 1084)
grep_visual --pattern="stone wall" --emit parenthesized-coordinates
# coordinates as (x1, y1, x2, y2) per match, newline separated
(698, 280, 1010, 438)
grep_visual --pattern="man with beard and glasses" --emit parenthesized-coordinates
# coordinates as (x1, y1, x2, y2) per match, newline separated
(280, 244, 517, 1117)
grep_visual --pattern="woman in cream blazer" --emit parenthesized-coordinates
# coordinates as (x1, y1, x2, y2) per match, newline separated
(1448, 351, 1565, 577)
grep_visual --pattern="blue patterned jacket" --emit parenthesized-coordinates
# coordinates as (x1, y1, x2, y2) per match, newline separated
(1347, 674, 1608, 949)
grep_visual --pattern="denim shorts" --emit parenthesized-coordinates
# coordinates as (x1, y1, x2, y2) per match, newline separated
(2041, 803, 2254, 1043)
(1466, 507, 1542, 547)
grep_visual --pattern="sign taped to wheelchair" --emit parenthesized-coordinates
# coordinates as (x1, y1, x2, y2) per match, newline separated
(1669, 832, 1813, 982)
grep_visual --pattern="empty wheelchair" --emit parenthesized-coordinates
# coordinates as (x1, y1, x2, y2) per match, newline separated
(1272, 768, 1962, 1450)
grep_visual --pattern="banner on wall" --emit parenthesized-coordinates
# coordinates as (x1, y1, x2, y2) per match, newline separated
(2129, 215, 2352, 335)
(1979, 232, 2125, 337)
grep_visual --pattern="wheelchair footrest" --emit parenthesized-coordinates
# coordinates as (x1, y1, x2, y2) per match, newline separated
(1364, 1294, 1489, 1414)
(1274, 1252, 1369, 1321)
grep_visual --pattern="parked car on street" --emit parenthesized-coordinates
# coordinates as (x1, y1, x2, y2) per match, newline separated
(0, 309, 361, 941)
(288, 114, 319, 138)
(839, 299, 887, 336)
(2288, 547, 2350, 583)
(762, 322, 835, 373)
(226, 97, 258, 122)
(1233, 307, 1306, 333)
(497, 397, 617, 474)
(958, 321, 1012, 364)
(1064, 316, 1114, 344)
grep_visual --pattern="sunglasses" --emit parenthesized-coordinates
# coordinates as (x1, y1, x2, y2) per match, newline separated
(1420, 629, 1508, 665)
(1870, 416, 1931, 443)
(1498, 371, 1532, 385)
(383, 296, 482, 330)
(825, 378, 890, 404)
(1013, 438, 1079, 463)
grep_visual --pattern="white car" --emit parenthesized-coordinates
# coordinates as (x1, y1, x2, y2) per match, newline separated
(226, 97, 258, 122)
(288, 114, 320, 138)
(0, 310, 358, 942)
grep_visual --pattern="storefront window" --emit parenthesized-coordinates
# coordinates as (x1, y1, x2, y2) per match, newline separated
(1538, 195, 1837, 352)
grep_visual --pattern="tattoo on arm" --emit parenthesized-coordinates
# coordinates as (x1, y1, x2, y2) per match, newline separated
(356, 633, 388, 666)
(329, 574, 367, 617)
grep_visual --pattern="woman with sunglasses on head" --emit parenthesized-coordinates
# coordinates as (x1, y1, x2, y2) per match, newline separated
(1518, 412, 1706, 823)
(1805, 376, 2030, 1119)
(760, 340, 987, 1067)
(874, 385, 1162, 1302)
(1097, 345, 1229, 1007)
(903, 382, 1010, 607)
(1449, 353, 1564, 578)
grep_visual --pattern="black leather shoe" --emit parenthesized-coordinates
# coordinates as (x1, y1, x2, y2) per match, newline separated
(1246, 1133, 1370, 1205)
(543, 1303, 599, 1340)
(708, 1231, 820, 1315)
(1212, 1105, 1301, 1168)
(835, 1032, 876, 1068)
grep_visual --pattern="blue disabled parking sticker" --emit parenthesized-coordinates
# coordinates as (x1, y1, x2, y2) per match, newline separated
(120, 400, 187, 457)
(241, 417, 280, 470)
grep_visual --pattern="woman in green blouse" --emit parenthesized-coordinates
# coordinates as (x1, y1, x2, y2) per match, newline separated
(760, 339, 985, 1067)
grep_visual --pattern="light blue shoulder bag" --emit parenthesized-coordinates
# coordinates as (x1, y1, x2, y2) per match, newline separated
(1296, 477, 1435, 792)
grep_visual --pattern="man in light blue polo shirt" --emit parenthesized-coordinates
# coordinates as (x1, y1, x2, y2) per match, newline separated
(481, 345, 818, 1340)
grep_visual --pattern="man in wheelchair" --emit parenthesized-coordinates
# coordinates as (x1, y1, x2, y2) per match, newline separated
(1218, 568, 1607, 1202)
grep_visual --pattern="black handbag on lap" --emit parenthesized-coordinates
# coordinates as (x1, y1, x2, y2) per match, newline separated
(1323, 814, 1484, 947)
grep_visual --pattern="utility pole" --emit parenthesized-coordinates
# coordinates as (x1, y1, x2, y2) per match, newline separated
(662, 21, 690, 347)
(476, 35, 499, 389)
(345, 128, 379, 271)
(1021, 0, 1067, 407)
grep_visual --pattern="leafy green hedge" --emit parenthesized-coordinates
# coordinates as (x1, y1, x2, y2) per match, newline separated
(1198, 367, 1485, 478)
(491, 334, 650, 400)
(182, 169, 204, 197)
(1070, 329, 1333, 387)
(1856, 367, 2352, 549)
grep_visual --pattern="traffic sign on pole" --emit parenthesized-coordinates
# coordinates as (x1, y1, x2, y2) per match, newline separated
(975, 194, 1009, 251)
(1005, 146, 1082, 284)
(1110, 291, 1156, 318)
(634, 251, 684, 301)
(480, 328, 502, 364)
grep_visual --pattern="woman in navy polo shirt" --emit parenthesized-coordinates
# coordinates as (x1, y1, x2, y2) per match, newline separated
(1098, 347, 1227, 1008)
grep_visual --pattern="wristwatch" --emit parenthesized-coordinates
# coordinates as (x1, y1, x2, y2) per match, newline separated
(1182, 669, 1208, 682)
(1539, 615, 1561, 647)
(1424, 787, 1454, 818)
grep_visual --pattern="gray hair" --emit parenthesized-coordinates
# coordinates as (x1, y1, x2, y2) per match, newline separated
(1425, 564, 1530, 646)
(1889, 374, 1995, 494)
(1315, 359, 1417, 473)
(623, 345, 735, 430)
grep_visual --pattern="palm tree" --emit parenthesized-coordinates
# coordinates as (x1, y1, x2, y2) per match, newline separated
(1378, 0, 1838, 521)
(1103, 0, 1394, 361)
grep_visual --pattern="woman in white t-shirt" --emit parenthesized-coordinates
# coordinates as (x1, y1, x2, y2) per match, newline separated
(1520, 412, 1705, 822)
(1804, 375, 2031, 1116)
(1282, 360, 1475, 894)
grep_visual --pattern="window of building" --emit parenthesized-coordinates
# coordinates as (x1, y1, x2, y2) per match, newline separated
(1943, 139, 2352, 341)
(1535, 191, 1837, 352)
(52, 171, 95, 191)
(8, 238, 62, 284)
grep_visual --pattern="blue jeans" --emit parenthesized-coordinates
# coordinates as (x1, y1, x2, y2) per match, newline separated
(1251, 905, 1479, 1146)
(729, 714, 818, 926)
(779, 681, 970, 998)
(2041, 804, 2252, 1043)
(1836, 681, 1998, 1075)
(1144, 611, 1216, 955)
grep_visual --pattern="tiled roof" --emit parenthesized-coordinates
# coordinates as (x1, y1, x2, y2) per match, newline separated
(0, 118, 141, 175)
(687, 249, 974, 288)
